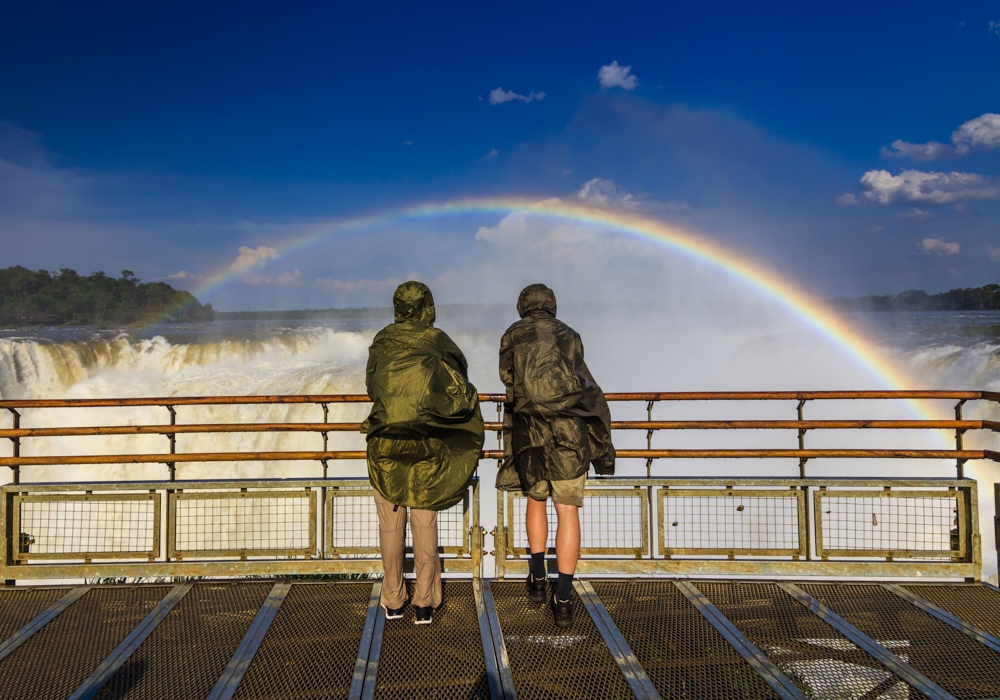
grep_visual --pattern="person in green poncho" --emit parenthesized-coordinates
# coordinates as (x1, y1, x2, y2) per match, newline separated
(362, 281, 484, 625)
(496, 283, 615, 629)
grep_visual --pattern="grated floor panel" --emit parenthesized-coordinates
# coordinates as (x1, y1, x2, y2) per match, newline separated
(801, 583, 1000, 700)
(233, 581, 372, 700)
(0, 586, 70, 643)
(490, 580, 635, 699)
(0, 585, 168, 700)
(373, 580, 490, 700)
(591, 580, 780, 700)
(900, 584, 1000, 638)
(698, 581, 929, 700)
(95, 581, 271, 700)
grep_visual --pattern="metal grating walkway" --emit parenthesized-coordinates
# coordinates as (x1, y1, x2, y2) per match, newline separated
(1, 579, 999, 699)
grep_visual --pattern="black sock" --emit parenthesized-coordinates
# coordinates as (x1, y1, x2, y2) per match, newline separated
(530, 552, 546, 580)
(556, 572, 573, 601)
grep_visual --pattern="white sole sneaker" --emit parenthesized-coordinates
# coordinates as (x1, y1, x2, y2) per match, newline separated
(382, 606, 405, 620)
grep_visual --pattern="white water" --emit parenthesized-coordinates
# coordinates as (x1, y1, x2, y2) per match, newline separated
(0, 309, 998, 580)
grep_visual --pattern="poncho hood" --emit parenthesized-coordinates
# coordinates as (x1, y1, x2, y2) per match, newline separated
(516, 283, 556, 318)
(393, 281, 436, 325)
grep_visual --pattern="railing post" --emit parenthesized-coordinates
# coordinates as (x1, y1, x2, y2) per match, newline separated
(6, 409, 19, 486)
(320, 402, 329, 479)
(166, 406, 176, 482)
(955, 400, 967, 479)
(796, 400, 808, 478)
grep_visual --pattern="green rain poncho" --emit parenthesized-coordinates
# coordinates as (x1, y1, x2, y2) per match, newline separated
(496, 283, 615, 492)
(362, 282, 485, 511)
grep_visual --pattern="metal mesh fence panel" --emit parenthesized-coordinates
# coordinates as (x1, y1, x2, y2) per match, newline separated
(698, 582, 929, 700)
(373, 581, 489, 699)
(328, 490, 468, 555)
(509, 490, 646, 554)
(94, 581, 270, 700)
(901, 584, 1000, 638)
(661, 491, 801, 554)
(15, 495, 157, 559)
(0, 586, 167, 700)
(233, 582, 372, 700)
(0, 587, 70, 643)
(801, 583, 1000, 699)
(817, 492, 960, 558)
(172, 491, 313, 555)
(591, 580, 780, 699)
(490, 580, 635, 699)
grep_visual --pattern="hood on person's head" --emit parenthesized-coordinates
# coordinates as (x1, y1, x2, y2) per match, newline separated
(393, 281, 436, 325)
(517, 283, 556, 319)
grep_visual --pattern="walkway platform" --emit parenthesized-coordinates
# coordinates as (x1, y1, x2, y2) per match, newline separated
(1, 579, 999, 699)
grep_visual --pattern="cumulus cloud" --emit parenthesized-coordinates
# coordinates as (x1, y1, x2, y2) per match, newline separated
(990, 20, 1000, 38)
(576, 178, 640, 208)
(883, 113, 1000, 161)
(988, 246, 1000, 262)
(229, 245, 279, 273)
(855, 169, 1000, 205)
(489, 87, 545, 105)
(916, 237, 960, 255)
(835, 193, 858, 206)
(597, 61, 638, 90)
(482, 148, 499, 160)
(897, 208, 933, 223)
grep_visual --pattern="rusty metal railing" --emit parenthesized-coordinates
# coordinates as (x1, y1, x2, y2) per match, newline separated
(0, 390, 997, 582)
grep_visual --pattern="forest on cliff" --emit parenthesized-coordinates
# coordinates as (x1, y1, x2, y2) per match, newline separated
(0, 266, 213, 326)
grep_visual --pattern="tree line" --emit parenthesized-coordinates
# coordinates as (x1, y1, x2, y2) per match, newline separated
(831, 283, 1000, 311)
(0, 267, 214, 326)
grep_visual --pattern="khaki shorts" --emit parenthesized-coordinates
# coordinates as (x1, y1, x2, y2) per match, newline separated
(526, 473, 587, 507)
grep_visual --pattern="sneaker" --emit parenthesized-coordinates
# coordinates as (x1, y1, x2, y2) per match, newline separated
(526, 573, 548, 604)
(552, 593, 573, 629)
(414, 606, 433, 625)
(382, 605, 405, 620)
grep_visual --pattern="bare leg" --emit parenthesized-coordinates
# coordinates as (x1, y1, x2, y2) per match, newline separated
(526, 497, 548, 554)
(553, 503, 580, 575)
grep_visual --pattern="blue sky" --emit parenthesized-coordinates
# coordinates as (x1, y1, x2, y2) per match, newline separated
(2, 1, 1000, 310)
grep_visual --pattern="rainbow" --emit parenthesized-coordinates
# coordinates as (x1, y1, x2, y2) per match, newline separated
(156, 197, 946, 425)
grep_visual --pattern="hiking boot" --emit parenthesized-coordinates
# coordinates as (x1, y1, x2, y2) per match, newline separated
(382, 604, 405, 620)
(414, 606, 433, 625)
(526, 573, 548, 604)
(552, 593, 573, 629)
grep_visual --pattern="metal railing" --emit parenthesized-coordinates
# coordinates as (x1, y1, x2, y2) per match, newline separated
(0, 390, 996, 582)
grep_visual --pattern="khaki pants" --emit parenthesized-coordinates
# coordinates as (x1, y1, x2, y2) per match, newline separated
(374, 490, 442, 609)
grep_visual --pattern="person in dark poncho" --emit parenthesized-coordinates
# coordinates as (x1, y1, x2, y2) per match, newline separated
(496, 283, 615, 628)
(362, 281, 485, 625)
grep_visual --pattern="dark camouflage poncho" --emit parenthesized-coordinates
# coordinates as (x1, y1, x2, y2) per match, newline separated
(362, 282, 484, 511)
(496, 283, 615, 492)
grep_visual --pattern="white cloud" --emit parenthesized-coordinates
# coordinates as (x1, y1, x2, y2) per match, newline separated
(857, 169, 1000, 205)
(274, 269, 304, 286)
(990, 20, 1000, 38)
(489, 87, 546, 105)
(988, 246, 1000, 262)
(916, 237, 960, 255)
(882, 113, 1000, 161)
(402, 140, 413, 146)
(314, 276, 408, 293)
(835, 193, 858, 206)
(897, 208, 933, 223)
(229, 245, 279, 273)
(598, 61, 638, 90)
(482, 148, 499, 160)
(576, 178, 640, 208)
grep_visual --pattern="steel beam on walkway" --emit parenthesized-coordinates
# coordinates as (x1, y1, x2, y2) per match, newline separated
(777, 582, 957, 700)
(473, 579, 508, 700)
(0, 586, 90, 662)
(675, 580, 806, 700)
(348, 582, 383, 700)
(883, 584, 1000, 655)
(358, 598, 386, 700)
(68, 582, 194, 700)
(207, 580, 292, 700)
(482, 580, 517, 700)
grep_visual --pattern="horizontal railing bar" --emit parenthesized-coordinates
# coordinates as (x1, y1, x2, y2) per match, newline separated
(0, 448, 991, 467)
(0, 390, 990, 409)
(1, 419, 989, 439)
